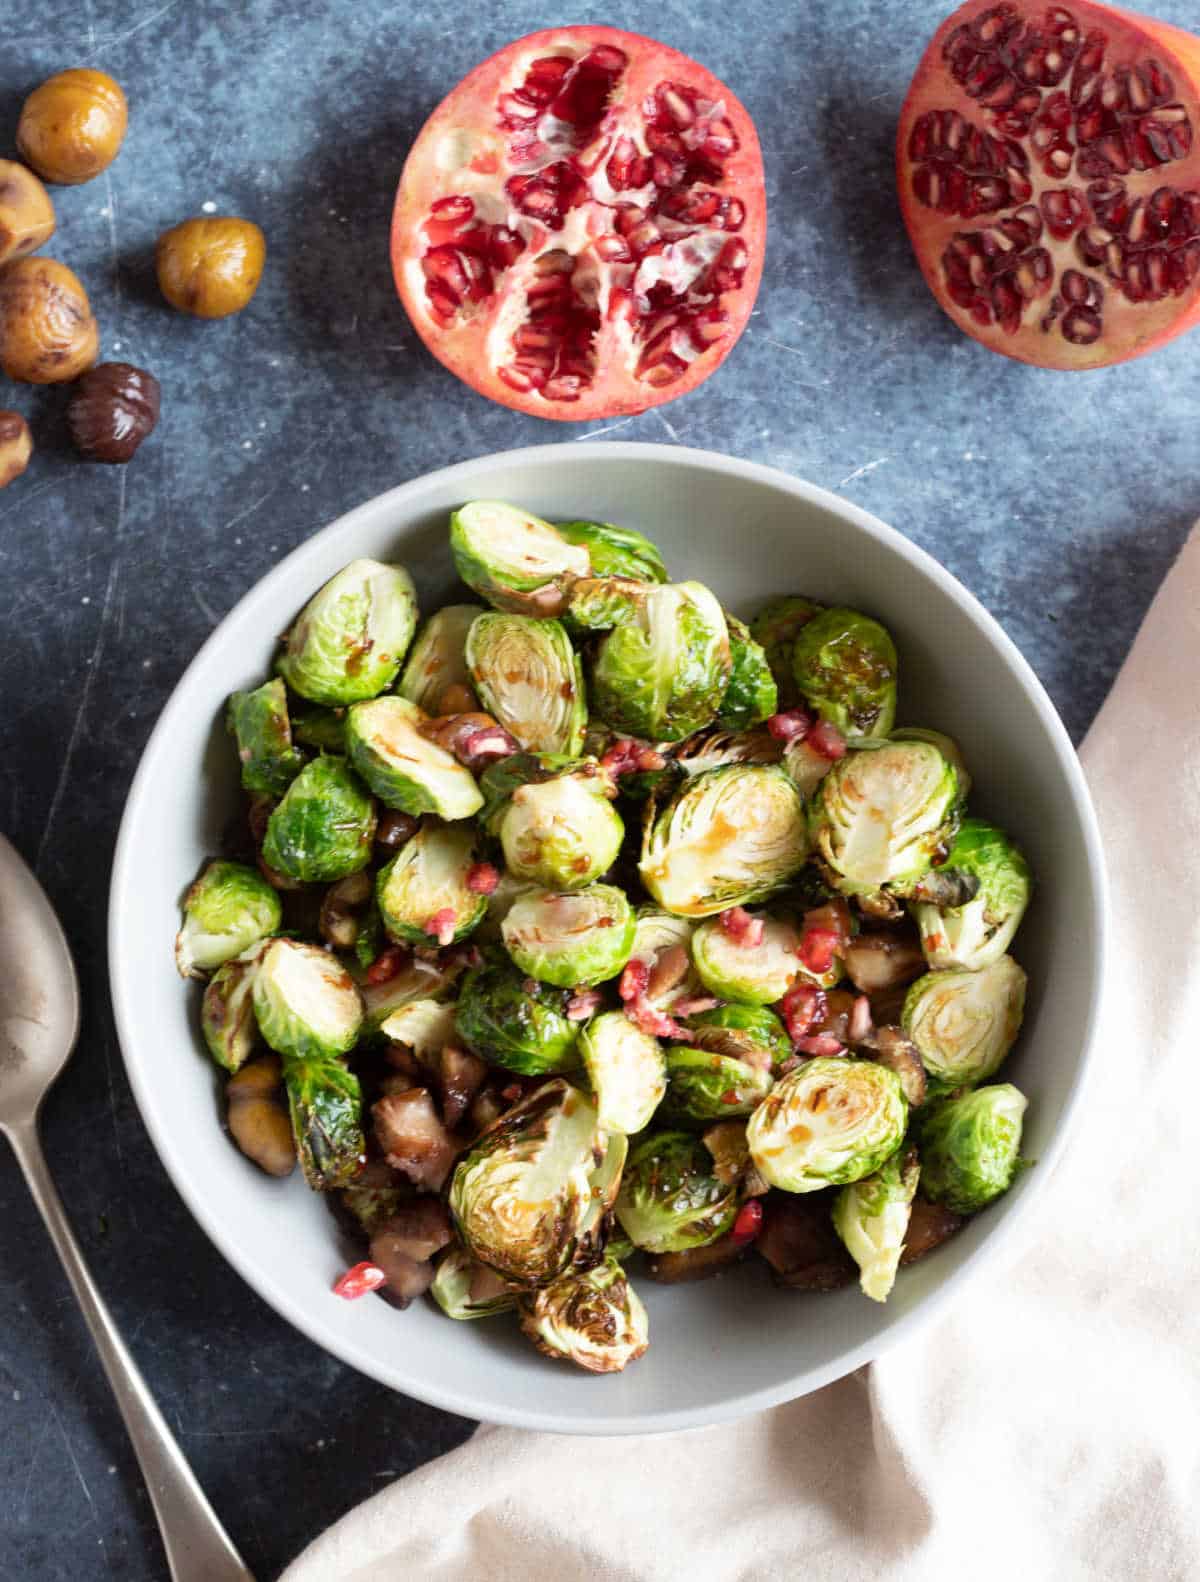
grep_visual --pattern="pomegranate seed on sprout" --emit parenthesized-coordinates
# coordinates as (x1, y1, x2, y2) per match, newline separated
(807, 720, 847, 759)
(780, 981, 826, 1042)
(719, 906, 764, 947)
(798, 927, 841, 975)
(426, 908, 458, 947)
(333, 1262, 387, 1300)
(466, 862, 500, 895)
(766, 708, 813, 742)
(730, 1199, 763, 1247)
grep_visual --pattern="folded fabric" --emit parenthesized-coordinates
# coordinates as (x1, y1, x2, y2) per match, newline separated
(282, 528, 1200, 1582)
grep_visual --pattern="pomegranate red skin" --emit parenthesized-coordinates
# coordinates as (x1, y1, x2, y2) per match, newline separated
(898, 0, 1200, 368)
(392, 28, 766, 420)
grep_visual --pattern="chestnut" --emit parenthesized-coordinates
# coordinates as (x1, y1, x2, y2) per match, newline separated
(0, 161, 56, 267)
(0, 257, 98, 384)
(0, 411, 33, 488)
(67, 362, 161, 463)
(155, 216, 266, 319)
(17, 69, 128, 186)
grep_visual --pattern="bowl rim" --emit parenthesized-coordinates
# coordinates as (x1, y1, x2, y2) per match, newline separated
(108, 441, 1109, 1435)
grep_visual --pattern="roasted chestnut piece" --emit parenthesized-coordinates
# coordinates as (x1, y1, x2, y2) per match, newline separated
(0, 411, 33, 488)
(67, 362, 161, 463)
(226, 1053, 296, 1177)
(155, 216, 266, 318)
(17, 69, 128, 186)
(0, 161, 56, 267)
(0, 257, 98, 383)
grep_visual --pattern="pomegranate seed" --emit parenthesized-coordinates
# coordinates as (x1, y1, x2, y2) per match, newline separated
(730, 1199, 763, 1247)
(425, 908, 458, 947)
(333, 1262, 386, 1300)
(365, 946, 408, 985)
(779, 981, 825, 1042)
(466, 863, 500, 896)
(767, 708, 813, 742)
(619, 959, 650, 1001)
(627, 996, 685, 1040)
(807, 720, 847, 759)
(797, 927, 840, 976)
(718, 906, 764, 947)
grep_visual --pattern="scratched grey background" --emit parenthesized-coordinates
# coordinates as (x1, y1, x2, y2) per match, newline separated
(1, 0, 1197, 1576)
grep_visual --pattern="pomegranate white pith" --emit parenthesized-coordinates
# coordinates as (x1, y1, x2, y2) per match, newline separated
(898, 0, 1200, 368)
(391, 29, 765, 419)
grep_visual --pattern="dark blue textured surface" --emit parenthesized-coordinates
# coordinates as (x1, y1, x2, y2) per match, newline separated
(0, 2, 1197, 1576)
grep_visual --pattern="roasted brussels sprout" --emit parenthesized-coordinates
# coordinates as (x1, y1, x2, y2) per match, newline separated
(227, 678, 306, 798)
(450, 501, 589, 615)
(379, 998, 458, 1062)
(640, 765, 809, 918)
(891, 727, 971, 797)
(261, 756, 377, 883)
(628, 908, 701, 1004)
(501, 885, 635, 988)
(615, 1130, 740, 1254)
(564, 575, 648, 632)
(832, 1146, 920, 1302)
(686, 1003, 793, 1072)
(791, 606, 898, 739)
(360, 953, 459, 1033)
(454, 952, 582, 1075)
(919, 1083, 1028, 1214)
(519, 1255, 649, 1373)
(717, 616, 777, 730)
(555, 518, 667, 583)
(747, 1057, 907, 1193)
(396, 604, 484, 714)
(201, 940, 268, 1071)
(175, 860, 281, 978)
(376, 823, 487, 946)
(345, 696, 483, 821)
(809, 741, 961, 902)
(912, 819, 1032, 971)
(750, 595, 824, 708)
(493, 761, 624, 889)
(252, 938, 363, 1062)
(589, 581, 731, 743)
(902, 957, 1026, 1090)
(690, 912, 802, 1005)
(474, 868, 540, 944)
(661, 1046, 773, 1122)
(674, 725, 782, 777)
(285, 1054, 365, 1190)
(430, 1244, 518, 1320)
(277, 559, 417, 706)
(578, 1010, 667, 1134)
(465, 613, 586, 756)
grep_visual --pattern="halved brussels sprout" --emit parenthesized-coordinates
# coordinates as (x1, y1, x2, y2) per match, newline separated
(556, 519, 667, 583)
(227, 677, 305, 797)
(519, 1255, 649, 1373)
(686, 1003, 793, 1072)
(574, 1129, 627, 1267)
(891, 727, 971, 798)
(252, 938, 364, 1062)
(379, 999, 458, 1062)
(501, 885, 635, 988)
(497, 763, 624, 890)
(750, 595, 825, 708)
(360, 954, 459, 1033)
(454, 952, 582, 1075)
(285, 1056, 365, 1191)
(690, 912, 802, 1005)
(832, 1146, 920, 1302)
(628, 908, 701, 1004)
(201, 940, 268, 1071)
(376, 823, 487, 946)
(615, 1130, 740, 1254)
(674, 725, 782, 777)
(589, 581, 731, 743)
(661, 1046, 773, 1122)
(465, 613, 586, 756)
(448, 1079, 608, 1285)
(791, 606, 898, 739)
(474, 869, 540, 945)
(290, 704, 347, 754)
(450, 501, 589, 615)
(809, 741, 960, 901)
(261, 757, 377, 883)
(277, 559, 417, 706)
(919, 1083, 1028, 1214)
(396, 604, 485, 714)
(345, 696, 483, 820)
(912, 819, 1032, 970)
(175, 860, 281, 978)
(902, 957, 1026, 1089)
(640, 765, 809, 918)
(430, 1244, 519, 1320)
(717, 616, 777, 731)
(747, 1057, 907, 1193)
(578, 1011, 667, 1134)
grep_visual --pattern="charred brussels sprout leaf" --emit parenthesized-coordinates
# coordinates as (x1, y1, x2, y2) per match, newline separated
(791, 606, 898, 739)
(346, 696, 483, 821)
(747, 1057, 908, 1193)
(201, 941, 268, 1072)
(261, 757, 377, 883)
(578, 1010, 667, 1135)
(661, 1046, 773, 1122)
(495, 762, 624, 890)
(519, 1255, 649, 1373)
(501, 885, 635, 988)
(277, 559, 417, 706)
(175, 860, 281, 978)
(376, 823, 487, 945)
(465, 613, 586, 756)
(615, 1130, 740, 1254)
(832, 1146, 920, 1302)
(431, 1244, 519, 1320)
(903, 957, 1026, 1090)
(450, 501, 589, 615)
(912, 819, 1032, 970)
(717, 616, 777, 731)
(227, 677, 305, 797)
(919, 1083, 1029, 1214)
(454, 953, 582, 1075)
(686, 1002, 793, 1071)
(750, 595, 825, 708)
(252, 939, 363, 1062)
(590, 581, 731, 743)
(690, 912, 802, 1004)
(397, 604, 484, 714)
(285, 1055, 365, 1190)
(555, 519, 667, 583)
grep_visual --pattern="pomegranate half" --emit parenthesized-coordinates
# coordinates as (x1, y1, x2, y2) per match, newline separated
(391, 28, 766, 420)
(897, 0, 1200, 367)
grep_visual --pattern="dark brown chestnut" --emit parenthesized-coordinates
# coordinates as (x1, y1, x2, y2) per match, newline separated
(66, 360, 160, 463)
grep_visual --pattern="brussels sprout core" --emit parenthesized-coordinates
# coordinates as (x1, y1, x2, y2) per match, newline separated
(278, 559, 417, 706)
(919, 1083, 1028, 1214)
(346, 696, 483, 821)
(175, 860, 281, 978)
(590, 581, 732, 743)
(615, 1130, 740, 1254)
(499, 766, 624, 890)
(747, 1057, 908, 1193)
(903, 957, 1027, 1089)
(832, 1147, 920, 1302)
(450, 501, 589, 614)
(501, 885, 635, 988)
(691, 912, 802, 1004)
(376, 823, 487, 945)
(578, 1010, 667, 1134)
(520, 1255, 649, 1373)
(466, 613, 586, 756)
(912, 818, 1032, 971)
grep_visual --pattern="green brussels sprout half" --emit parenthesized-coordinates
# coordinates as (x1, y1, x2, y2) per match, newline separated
(252, 938, 364, 1062)
(628, 908, 701, 1004)
(379, 999, 458, 1061)
(690, 912, 802, 1005)
(660, 1046, 773, 1122)
(277, 559, 417, 706)
(519, 1255, 649, 1374)
(430, 1244, 519, 1320)
(501, 885, 636, 988)
(497, 763, 624, 889)
(201, 940, 268, 1072)
(477, 750, 572, 830)
(717, 616, 778, 731)
(376, 823, 487, 946)
(261, 757, 377, 884)
(903, 957, 1026, 1090)
(450, 501, 589, 615)
(891, 727, 971, 798)
(832, 1146, 920, 1303)
(791, 606, 898, 739)
(640, 764, 809, 918)
(912, 818, 1032, 971)
(345, 696, 483, 821)
(448, 1078, 608, 1286)
(686, 1003, 793, 1071)
(555, 519, 667, 583)
(465, 613, 586, 756)
(747, 1057, 908, 1193)
(285, 1056, 364, 1191)
(290, 704, 347, 754)
(590, 581, 731, 743)
(175, 860, 282, 978)
(577, 1010, 667, 1135)
(226, 677, 305, 798)
(809, 741, 961, 901)
(396, 604, 485, 714)
(454, 952, 582, 1075)
(919, 1083, 1028, 1214)
(750, 595, 825, 708)
(614, 1130, 740, 1254)
(360, 954, 459, 1033)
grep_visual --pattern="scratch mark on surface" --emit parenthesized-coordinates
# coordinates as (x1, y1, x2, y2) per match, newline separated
(101, 168, 122, 323)
(655, 412, 683, 444)
(193, 586, 219, 624)
(220, 489, 275, 534)
(574, 417, 636, 441)
(50, 1402, 95, 1514)
(97, 0, 181, 49)
(20, 1416, 53, 1518)
(836, 457, 889, 489)
(754, 333, 811, 359)
(0, 477, 60, 528)
(103, 1034, 127, 1176)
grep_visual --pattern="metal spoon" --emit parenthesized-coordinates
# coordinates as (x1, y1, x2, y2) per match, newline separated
(0, 834, 255, 1582)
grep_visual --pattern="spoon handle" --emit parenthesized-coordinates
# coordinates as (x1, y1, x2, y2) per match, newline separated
(5, 1117, 256, 1582)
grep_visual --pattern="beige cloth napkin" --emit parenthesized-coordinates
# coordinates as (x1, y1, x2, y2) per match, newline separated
(283, 529, 1200, 1582)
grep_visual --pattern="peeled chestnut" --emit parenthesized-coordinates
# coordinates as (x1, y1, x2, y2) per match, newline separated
(17, 68, 128, 186)
(156, 216, 266, 319)
(0, 257, 98, 384)
(67, 362, 161, 463)
(0, 411, 33, 488)
(0, 161, 56, 267)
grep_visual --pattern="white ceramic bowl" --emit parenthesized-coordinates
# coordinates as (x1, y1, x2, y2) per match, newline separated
(110, 443, 1107, 1435)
